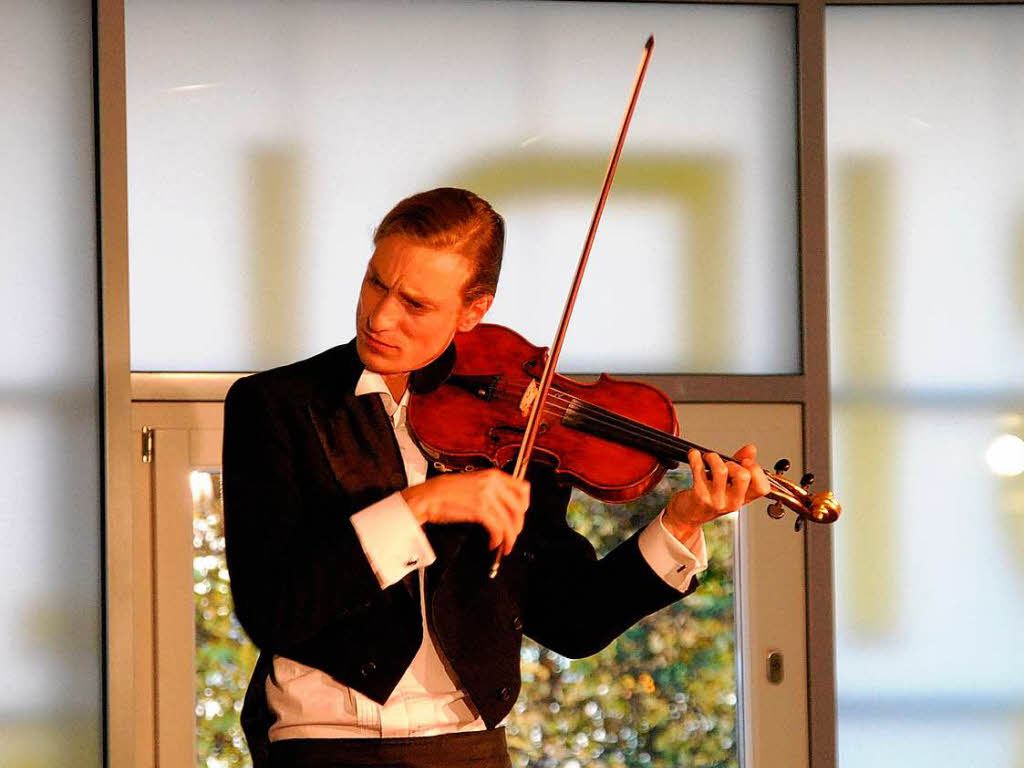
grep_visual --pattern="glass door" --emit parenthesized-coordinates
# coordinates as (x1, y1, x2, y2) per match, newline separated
(132, 392, 807, 768)
(131, 400, 241, 768)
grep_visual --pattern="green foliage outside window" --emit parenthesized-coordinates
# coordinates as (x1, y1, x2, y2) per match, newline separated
(506, 472, 738, 768)
(192, 470, 736, 768)
(194, 473, 258, 768)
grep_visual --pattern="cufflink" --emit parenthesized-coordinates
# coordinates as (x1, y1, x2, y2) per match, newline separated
(405, 556, 419, 567)
(676, 564, 687, 573)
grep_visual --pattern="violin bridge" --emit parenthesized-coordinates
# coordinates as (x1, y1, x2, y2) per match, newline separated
(519, 379, 540, 417)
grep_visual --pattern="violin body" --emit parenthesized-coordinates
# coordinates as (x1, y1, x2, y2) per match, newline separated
(409, 323, 841, 525)
(407, 324, 679, 504)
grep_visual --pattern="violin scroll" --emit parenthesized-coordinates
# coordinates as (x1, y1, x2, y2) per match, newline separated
(765, 457, 842, 527)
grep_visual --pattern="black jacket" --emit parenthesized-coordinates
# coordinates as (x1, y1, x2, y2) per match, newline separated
(221, 339, 695, 767)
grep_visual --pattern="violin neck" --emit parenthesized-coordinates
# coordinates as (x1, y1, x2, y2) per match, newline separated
(556, 388, 793, 503)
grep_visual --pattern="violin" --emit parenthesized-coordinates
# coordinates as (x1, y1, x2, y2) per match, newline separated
(406, 322, 841, 529)
(411, 36, 840, 577)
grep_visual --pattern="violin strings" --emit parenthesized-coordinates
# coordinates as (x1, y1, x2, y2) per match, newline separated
(490, 379, 725, 461)
(563, 400, 791, 498)
(464, 379, 792, 499)
(543, 394, 793, 499)
(489, 380, 731, 461)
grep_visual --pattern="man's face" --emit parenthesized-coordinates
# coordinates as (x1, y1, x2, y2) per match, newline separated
(355, 234, 492, 375)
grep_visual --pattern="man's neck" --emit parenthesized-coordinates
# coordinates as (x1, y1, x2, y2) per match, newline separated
(382, 373, 409, 403)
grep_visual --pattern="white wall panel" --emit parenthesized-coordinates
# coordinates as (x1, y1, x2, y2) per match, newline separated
(828, 8, 1024, 768)
(0, 1, 102, 764)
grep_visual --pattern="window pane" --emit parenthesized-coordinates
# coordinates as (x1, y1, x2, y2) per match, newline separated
(193, 471, 256, 766)
(827, 8, 1024, 768)
(190, 468, 738, 768)
(126, 0, 799, 374)
(512, 478, 738, 768)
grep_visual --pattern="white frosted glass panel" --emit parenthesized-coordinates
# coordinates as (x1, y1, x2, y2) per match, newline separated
(0, 1, 101, 764)
(828, 7, 1024, 391)
(126, 0, 799, 374)
(828, 8, 1024, 768)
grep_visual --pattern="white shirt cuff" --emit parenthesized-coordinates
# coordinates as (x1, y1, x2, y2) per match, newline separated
(349, 491, 437, 589)
(637, 508, 709, 591)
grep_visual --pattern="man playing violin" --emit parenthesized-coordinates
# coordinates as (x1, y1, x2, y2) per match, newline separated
(222, 187, 771, 768)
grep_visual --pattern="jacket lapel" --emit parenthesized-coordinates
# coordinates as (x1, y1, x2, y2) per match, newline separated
(309, 392, 408, 508)
(307, 341, 407, 509)
(307, 338, 469, 560)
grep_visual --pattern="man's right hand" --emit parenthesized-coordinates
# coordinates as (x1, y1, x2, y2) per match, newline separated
(401, 470, 530, 556)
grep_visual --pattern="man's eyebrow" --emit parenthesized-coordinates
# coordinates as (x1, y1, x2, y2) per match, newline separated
(367, 263, 438, 309)
(398, 289, 437, 309)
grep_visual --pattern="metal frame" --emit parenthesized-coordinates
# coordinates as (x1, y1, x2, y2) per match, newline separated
(98, 0, 1009, 765)
(95, 1, 134, 766)
(795, 3, 836, 765)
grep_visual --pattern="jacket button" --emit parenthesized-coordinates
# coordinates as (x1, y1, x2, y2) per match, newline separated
(511, 616, 523, 631)
(360, 661, 376, 678)
(497, 687, 512, 702)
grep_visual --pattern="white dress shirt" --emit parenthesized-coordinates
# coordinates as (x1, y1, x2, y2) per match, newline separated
(267, 369, 708, 741)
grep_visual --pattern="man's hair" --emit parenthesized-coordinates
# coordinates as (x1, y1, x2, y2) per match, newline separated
(374, 187, 505, 303)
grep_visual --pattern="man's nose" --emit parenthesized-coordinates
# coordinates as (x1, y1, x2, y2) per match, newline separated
(367, 294, 402, 331)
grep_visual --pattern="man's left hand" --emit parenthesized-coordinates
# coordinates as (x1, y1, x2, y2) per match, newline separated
(663, 444, 771, 543)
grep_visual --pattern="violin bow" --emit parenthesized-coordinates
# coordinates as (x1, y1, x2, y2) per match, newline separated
(492, 36, 656, 578)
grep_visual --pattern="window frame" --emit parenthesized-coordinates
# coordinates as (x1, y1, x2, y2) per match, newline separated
(95, 0, 850, 765)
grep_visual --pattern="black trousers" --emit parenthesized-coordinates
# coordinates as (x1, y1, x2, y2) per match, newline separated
(267, 727, 513, 768)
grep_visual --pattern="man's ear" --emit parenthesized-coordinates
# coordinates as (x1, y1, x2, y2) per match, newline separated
(456, 294, 493, 332)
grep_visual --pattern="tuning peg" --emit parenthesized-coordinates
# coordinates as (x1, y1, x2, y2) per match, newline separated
(766, 502, 785, 520)
(800, 472, 815, 489)
(773, 458, 791, 474)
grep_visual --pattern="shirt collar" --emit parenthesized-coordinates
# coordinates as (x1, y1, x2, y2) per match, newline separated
(354, 368, 408, 423)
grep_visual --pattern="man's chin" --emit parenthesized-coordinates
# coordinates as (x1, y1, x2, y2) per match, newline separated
(356, 333, 452, 376)
(356, 338, 404, 374)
